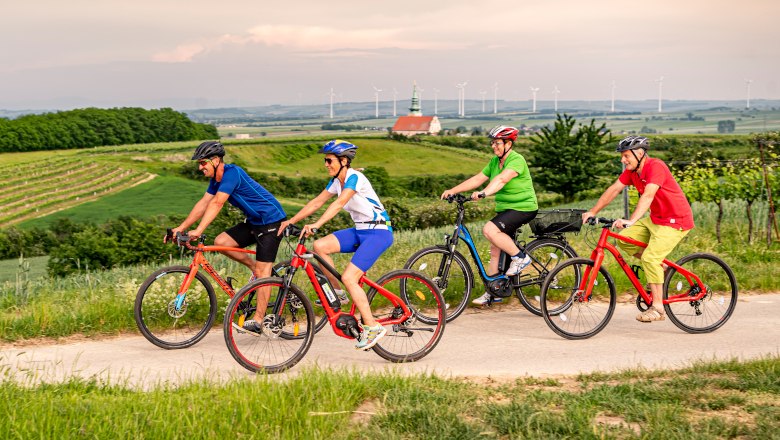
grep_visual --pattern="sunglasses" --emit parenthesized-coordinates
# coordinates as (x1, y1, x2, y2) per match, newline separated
(324, 158, 335, 165)
(197, 160, 210, 166)
(490, 139, 504, 146)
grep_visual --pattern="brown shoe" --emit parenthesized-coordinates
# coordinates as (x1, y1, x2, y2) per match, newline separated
(636, 306, 665, 323)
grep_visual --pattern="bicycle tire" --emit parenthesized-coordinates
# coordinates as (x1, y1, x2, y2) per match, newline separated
(223, 278, 315, 373)
(515, 238, 578, 317)
(366, 269, 446, 363)
(404, 246, 473, 322)
(663, 253, 738, 334)
(540, 258, 617, 340)
(273, 260, 329, 334)
(134, 265, 218, 349)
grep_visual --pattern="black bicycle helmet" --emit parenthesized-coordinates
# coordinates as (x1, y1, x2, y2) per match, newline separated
(615, 136, 649, 152)
(191, 141, 225, 160)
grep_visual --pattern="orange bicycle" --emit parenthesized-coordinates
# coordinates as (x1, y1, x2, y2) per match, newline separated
(222, 225, 446, 373)
(134, 229, 327, 349)
(539, 217, 738, 339)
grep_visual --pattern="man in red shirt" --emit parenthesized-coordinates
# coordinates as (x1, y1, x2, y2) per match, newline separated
(582, 136, 694, 322)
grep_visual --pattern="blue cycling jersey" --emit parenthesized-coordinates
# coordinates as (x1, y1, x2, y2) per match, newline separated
(206, 164, 286, 226)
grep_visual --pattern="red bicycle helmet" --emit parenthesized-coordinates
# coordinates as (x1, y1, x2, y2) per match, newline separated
(487, 125, 519, 142)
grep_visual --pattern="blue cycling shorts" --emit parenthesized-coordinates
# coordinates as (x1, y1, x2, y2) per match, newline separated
(332, 227, 394, 273)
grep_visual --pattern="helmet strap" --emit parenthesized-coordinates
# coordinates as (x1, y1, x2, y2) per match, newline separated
(630, 149, 645, 173)
(336, 157, 351, 181)
(215, 158, 225, 182)
(499, 140, 512, 162)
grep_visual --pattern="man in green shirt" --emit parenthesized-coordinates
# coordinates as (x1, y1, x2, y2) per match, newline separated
(441, 125, 539, 305)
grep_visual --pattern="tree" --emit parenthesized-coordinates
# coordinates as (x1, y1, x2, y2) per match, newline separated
(528, 114, 612, 203)
(717, 120, 736, 133)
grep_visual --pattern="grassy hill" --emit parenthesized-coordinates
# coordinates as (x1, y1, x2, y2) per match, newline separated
(6, 137, 488, 228)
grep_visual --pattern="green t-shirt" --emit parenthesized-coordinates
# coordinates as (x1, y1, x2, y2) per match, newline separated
(481, 150, 538, 212)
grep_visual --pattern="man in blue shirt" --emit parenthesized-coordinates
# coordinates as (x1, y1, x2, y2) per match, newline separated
(168, 141, 286, 333)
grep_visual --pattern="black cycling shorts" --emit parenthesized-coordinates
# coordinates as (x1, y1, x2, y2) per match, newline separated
(224, 220, 285, 263)
(489, 209, 538, 238)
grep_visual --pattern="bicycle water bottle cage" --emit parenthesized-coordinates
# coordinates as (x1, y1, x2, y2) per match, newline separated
(630, 264, 643, 279)
(299, 253, 315, 260)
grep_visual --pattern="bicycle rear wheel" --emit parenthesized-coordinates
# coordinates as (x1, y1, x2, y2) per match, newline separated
(540, 258, 616, 340)
(134, 265, 217, 349)
(663, 253, 738, 333)
(404, 246, 473, 322)
(515, 238, 578, 316)
(223, 278, 315, 373)
(367, 269, 446, 363)
(273, 260, 329, 334)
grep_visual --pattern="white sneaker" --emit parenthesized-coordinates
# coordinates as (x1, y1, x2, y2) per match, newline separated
(505, 254, 532, 276)
(471, 292, 502, 305)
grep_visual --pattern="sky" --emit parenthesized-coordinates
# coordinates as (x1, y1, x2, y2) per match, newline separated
(1, 0, 778, 110)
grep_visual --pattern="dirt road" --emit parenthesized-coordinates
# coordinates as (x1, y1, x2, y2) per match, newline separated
(2, 294, 778, 387)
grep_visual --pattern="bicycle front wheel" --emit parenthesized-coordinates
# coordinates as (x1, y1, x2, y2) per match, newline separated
(223, 278, 315, 373)
(663, 253, 738, 333)
(367, 269, 446, 363)
(540, 258, 616, 340)
(134, 265, 217, 349)
(515, 238, 578, 316)
(404, 246, 473, 322)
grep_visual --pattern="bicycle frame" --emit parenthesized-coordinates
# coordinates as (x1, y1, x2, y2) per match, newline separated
(282, 240, 412, 340)
(582, 224, 709, 305)
(173, 240, 256, 311)
(443, 197, 569, 288)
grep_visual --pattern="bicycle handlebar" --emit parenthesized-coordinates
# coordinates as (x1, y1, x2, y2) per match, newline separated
(586, 217, 615, 227)
(446, 193, 476, 204)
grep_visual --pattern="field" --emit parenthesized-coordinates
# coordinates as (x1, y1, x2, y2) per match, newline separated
(215, 107, 780, 139)
(3, 137, 487, 229)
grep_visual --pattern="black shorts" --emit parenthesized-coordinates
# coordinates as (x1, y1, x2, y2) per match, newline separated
(224, 220, 285, 263)
(489, 209, 538, 238)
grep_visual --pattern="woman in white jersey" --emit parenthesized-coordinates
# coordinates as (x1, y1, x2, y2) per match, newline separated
(279, 140, 393, 350)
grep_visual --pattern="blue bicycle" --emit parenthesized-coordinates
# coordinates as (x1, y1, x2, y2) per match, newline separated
(404, 194, 582, 322)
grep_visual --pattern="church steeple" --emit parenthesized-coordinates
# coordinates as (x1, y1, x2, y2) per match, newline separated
(408, 81, 422, 116)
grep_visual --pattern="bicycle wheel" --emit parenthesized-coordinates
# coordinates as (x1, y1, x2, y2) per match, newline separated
(663, 253, 738, 334)
(223, 278, 315, 373)
(515, 238, 578, 317)
(540, 258, 616, 340)
(273, 260, 329, 334)
(134, 265, 217, 349)
(404, 246, 473, 322)
(366, 269, 446, 363)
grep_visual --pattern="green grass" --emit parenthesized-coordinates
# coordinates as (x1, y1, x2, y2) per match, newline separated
(0, 357, 777, 439)
(0, 256, 48, 284)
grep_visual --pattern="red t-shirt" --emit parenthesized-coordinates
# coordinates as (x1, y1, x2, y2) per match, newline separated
(619, 158, 694, 230)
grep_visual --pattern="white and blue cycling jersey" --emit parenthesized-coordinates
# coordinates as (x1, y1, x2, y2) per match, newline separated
(326, 169, 391, 231)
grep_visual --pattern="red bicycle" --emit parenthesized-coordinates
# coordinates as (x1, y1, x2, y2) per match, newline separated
(223, 226, 447, 373)
(539, 217, 737, 339)
(134, 229, 323, 350)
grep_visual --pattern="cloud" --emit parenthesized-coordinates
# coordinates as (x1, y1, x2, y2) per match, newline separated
(151, 24, 460, 63)
(152, 43, 206, 63)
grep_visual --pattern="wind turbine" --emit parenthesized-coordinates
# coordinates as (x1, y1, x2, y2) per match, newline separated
(327, 87, 336, 119)
(456, 82, 468, 117)
(480, 90, 487, 113)
(745, 79, 753, 109)
(530, 87, 540, 113)
(373, 86, 382, 118)
(610, 80, 616, 112)
(433, 88, 440, 115)
(393, 88, 398, 117)
(493, 82, 499, 114)
(552, 86, 560, 113)
(655, 76, 664, 113)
